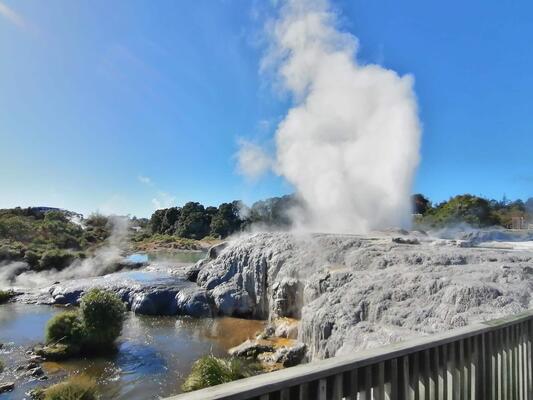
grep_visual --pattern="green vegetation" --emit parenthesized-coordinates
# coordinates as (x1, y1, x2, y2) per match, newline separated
(0, 208, 111, 272)
(413, 194, 533, 229)
(181, 355, 260, 392)
(43, 289, 125, 359)
(132, 234, 203, 251)
(40, 375, 97, 400)
(149, 196, 296, 241)
(45, 311, 83, 345)
(0, 290, 14, 304)
(79, 289, 126, 349)
(0, 359, 4, 373)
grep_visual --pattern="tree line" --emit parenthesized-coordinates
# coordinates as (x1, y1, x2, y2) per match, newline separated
(148, 195, 296, 240)
(412, 193, 533, 228)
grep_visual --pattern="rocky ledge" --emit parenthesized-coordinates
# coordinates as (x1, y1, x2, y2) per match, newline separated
(191, 232, 533, 359)
(11, 231, 533, 363)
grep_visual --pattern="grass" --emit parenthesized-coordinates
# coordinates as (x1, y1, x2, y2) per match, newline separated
(0, 290, 14, 304)
(42, 375, 97, 400)
(41, 289, 125, 360)
(133, 234, 203, 251)
(181, 355, 260, 392)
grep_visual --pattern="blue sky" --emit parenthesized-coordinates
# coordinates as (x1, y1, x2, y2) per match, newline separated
(1, 0, 532, 217)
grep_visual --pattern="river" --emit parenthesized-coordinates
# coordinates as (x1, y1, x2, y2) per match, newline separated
(0, 251, 266, 399)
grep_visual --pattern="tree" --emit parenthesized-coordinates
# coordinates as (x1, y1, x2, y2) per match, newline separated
(161, 207, 181, 234)
(412, 194, 431, 215)
(425, 194, 498, 227)
(150, 209, 166, 234)
(175, 202, 211, 239)
(210, 202, 243, 238)
(247, 195, 297, 228)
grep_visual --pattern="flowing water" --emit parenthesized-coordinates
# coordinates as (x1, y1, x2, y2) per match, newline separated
(0, 251, 265, 399)
(0, 304, 265, 399)
(126, 251, 206, 265)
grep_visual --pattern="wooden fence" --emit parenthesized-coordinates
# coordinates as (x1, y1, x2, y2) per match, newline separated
(168, 310, 533, 400)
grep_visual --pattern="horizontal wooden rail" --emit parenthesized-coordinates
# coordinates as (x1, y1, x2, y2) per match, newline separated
(168, 310, 533, 400)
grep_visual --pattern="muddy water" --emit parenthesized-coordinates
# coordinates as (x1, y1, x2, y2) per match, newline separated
(0, 304, 265, 399)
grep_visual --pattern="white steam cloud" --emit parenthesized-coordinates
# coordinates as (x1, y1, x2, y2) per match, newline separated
(242, 0, 421, 233)
(1, 216, 131, 289)
(236, 139, 273, 180)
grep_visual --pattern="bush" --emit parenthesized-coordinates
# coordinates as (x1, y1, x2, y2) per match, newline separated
(181, 355, 259, 392)
(43, 375, 97, 400)
(38, 249, 75, 271)
(79, 289, 126, 349)
(24, 250, 41, 268)
(45, 311, 83, 345)
(0, 290, 14, 304)
(0, 359, 4, 373)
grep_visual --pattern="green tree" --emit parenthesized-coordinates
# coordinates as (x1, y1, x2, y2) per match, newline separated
(425, 194, 498, 227)
(210, 201, 243, 238)
(175, 202, 211, 239)
(412, 194, 431, 215)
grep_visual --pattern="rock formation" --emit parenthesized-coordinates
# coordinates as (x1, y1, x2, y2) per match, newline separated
(194, 232, 533, 359)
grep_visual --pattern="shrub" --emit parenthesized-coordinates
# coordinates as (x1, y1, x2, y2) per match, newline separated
(0, 290, 14, 304)
(0, 359, 4, 373)
(79, 289, 126, 349)
(24, 250, 41, 268)
(45, 311, 83, 345)
(43, 375, 97, 400)
(181, 355, 259, 392)
(0, 245, 23, 261)
(38, 249, 75, 271)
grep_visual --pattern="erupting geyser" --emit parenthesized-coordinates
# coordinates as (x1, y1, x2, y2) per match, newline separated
(239, 0, 422, 233)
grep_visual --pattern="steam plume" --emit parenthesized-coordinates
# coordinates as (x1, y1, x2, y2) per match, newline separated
(245, 0, 422, 233)
(1, 216, 131, 289)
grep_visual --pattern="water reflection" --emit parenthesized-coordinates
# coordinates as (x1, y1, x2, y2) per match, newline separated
(126, 251, 206, 266)
(0, 304, 265, 400)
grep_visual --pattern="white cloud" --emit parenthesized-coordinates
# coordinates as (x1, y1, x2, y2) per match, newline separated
(0, 1, 29, 30)
(151, 192, 176, 210)
(236, 139, 274, 181)
(138, 175, 152, 185)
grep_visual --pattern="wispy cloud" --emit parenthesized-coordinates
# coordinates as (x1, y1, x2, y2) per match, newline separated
(138, 175, 152, 185)
(235, 139, 274, 181)
(0, 1, 30, 31)
(151, 192, 175, 210)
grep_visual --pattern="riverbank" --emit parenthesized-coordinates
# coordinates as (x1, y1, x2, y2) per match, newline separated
(0, 303, 266, 399)
(130, 234, 221, 253)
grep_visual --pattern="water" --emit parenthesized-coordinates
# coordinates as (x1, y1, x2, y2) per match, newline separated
(126, 251, 206, 265)
(0, 304, 265, 399)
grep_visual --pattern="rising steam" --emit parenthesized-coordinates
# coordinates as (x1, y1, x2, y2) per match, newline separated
(1, 216, 131, 288)
(239, 0, 421, 233)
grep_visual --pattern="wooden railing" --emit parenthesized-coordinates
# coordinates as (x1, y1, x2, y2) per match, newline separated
(168, 310, 533, 400)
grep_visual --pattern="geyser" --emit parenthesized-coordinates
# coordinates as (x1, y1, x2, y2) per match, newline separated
(241, 0, 422, 233)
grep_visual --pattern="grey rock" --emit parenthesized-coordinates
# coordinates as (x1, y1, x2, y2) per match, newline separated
(131, 289, 180, 315)
(272, 278, 303, 318)
(392, 237, 420, 245)
(271, 342, 306, 367)
(176, 287, 213, 317)
(26, 366, 44, 377)
(26, 362, 39, 370)
(20, 269, 197, 316)
(208, 242, 228, 260)
(195, 232, 533, 360)
(0, 382, 14, 393)
(228, 339, 274, 359)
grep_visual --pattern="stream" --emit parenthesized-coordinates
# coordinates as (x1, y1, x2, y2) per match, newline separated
(0, 251, 266, 399)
